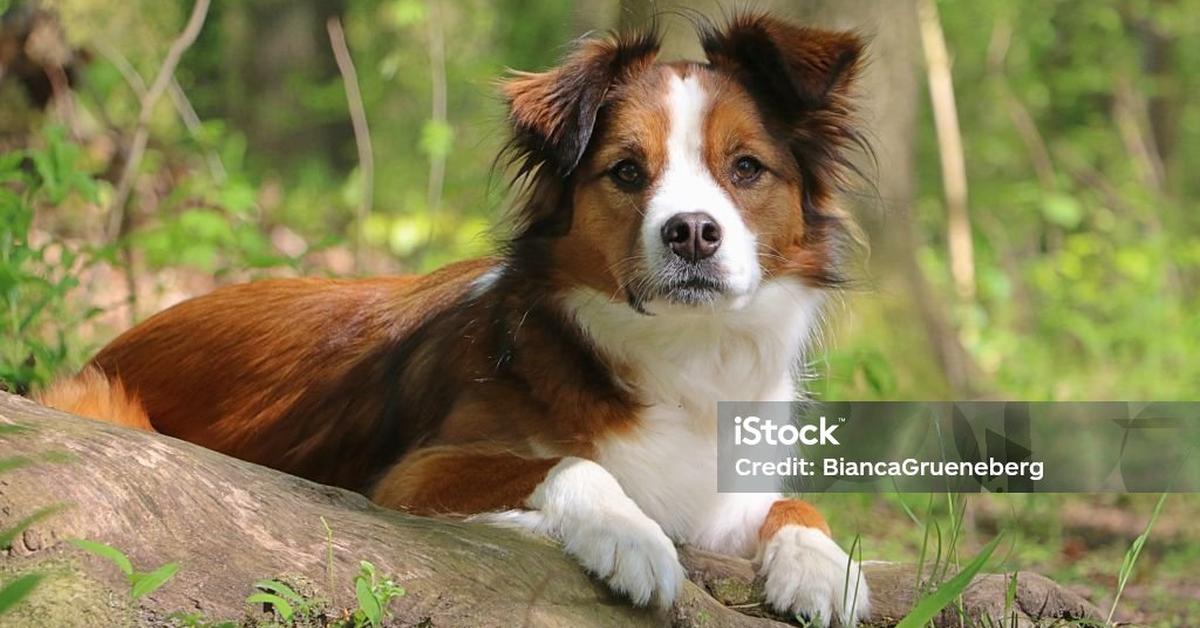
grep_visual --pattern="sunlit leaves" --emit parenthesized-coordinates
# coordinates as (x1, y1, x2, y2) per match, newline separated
(419, 119, 454, 160)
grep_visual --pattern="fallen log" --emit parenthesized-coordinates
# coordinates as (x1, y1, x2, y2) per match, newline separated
(0, 393, 1100, 626)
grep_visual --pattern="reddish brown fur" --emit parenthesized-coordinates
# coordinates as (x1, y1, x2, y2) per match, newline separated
(37, 366, 152, 431)
(758, 499, 833, 541)
(371, 446, 560, 515)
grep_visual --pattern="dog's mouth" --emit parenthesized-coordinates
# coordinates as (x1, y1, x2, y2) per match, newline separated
(625, 263, 730, 313)
(663, 276, 726, 305)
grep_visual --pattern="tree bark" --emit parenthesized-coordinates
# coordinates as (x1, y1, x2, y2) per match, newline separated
(0, 393, 1099, 627)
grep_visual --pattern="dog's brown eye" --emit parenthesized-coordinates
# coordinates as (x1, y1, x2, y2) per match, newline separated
(610, 160, 645, 190)
(733, 156, 764, 184)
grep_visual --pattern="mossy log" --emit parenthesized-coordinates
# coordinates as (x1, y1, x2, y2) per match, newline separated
(0, 393, 1100, 627)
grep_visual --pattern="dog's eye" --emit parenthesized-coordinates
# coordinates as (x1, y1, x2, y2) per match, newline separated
(609, 160, 646, 190)
(732, 156, 764, 184)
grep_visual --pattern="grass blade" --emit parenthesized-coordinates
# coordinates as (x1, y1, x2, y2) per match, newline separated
(1004, 571, 1018, 627)
(130, 562, 179, 599)
(0, 424, 30, 436)
(1106, 493, 1168, 625)
(0, 573, 43, 615)
(70, 539, 134, 577)
(0, 456, 32, 474)
(896, 534, 1003, 628)
(1, 505, 67, 550)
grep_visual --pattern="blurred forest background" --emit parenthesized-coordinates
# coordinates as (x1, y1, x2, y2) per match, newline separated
(1, 0, 1197, 625)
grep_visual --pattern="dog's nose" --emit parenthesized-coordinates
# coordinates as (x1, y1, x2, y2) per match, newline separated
(661, 212, 722, 262)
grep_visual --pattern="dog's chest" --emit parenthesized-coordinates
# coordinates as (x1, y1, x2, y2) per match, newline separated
(595, 380, 788, 555)
(563, 280, 822, 552)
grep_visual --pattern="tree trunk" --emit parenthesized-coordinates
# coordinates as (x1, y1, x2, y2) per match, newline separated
(0, 393, 1099, 627)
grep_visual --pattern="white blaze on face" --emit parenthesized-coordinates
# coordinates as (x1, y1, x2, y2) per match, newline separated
(641, 72, 761, 304)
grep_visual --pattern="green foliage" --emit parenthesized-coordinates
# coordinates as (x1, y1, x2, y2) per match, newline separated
(348, 561, 405, 628)
(246, 591, 294, 623)
(69, 539, 179, 600)
(820, 0, 1200, 402)
(0, 127, 107, 393)
(246, 578, 328, 624)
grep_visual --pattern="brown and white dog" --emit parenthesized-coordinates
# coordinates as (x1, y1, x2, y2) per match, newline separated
(41, 13, 870, 626)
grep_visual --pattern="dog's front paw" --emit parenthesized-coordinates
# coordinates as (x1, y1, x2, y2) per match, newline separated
(761, 525, 870, 627)
(481, 458, 684, 609)
(560, 508, 684, 609)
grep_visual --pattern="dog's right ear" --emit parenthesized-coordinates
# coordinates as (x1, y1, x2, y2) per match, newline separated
(502, 30, 660, 178)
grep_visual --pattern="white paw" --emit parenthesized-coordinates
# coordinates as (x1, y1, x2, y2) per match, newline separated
(559, 506, 684, 609)
(761, 526, 870, 627)
(475, 458, 684, 609)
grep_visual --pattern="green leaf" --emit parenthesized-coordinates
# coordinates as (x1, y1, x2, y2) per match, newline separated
(896, 535, 1003, 628)
(0, 150, 24, 180)
(253, 579, 304, 604)
(419, 119, 454, 159)
(355, 576, 382, 627)
(1107, 493, 1168, 624)
(0, 573, 43, 615)
(1042, 193, 1083, 229)
(70, 539, 134, 577)
(246, 592, 294, 621)
(130, 562, 179, 599)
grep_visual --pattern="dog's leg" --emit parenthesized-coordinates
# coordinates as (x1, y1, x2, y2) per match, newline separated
(371, 446, 684, 609)
(757, 499, 871, 627)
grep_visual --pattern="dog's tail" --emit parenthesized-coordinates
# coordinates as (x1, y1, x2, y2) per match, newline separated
(36, 367, 154, 431)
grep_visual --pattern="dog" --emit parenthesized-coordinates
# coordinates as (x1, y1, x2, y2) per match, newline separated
(40, 13, 871, 626)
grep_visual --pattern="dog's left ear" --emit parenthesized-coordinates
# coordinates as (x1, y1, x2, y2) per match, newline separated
(700, 13, 864, 120)
(701, 13, 866, 229)
(502, 31, 660, 178)
(702, 14, 867, 284)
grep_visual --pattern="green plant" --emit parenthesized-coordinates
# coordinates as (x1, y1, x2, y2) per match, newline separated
(0, 573, 43, 616)
(248, 578, 326, 624)
(896, 534, 1003, 628)
(0, 126, 108, 393)
(1106, 493, 1169, 625)
(69, 539, 179, 600)
(321, 516, 336, 606)
(348, 560, 405, 628)
(843, 533, 867, 623)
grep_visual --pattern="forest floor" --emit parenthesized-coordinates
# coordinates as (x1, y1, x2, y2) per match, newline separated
(813, 492, 1200, 627)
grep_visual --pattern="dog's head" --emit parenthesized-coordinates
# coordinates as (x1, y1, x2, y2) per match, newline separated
(502, 13, 865, 314)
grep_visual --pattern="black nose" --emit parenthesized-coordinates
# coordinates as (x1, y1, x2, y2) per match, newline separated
(661, 212, 722, 262)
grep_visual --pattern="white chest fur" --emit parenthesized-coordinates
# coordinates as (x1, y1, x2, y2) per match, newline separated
(561, 279, 823, 557)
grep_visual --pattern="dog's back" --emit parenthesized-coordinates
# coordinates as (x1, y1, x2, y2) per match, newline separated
(39, 258, 495, 490)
